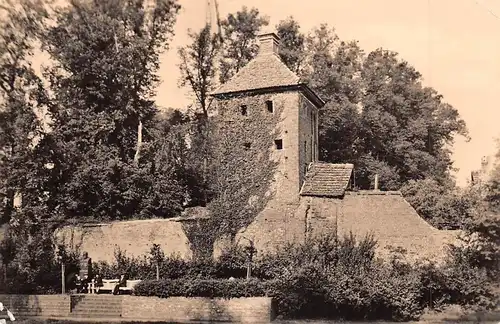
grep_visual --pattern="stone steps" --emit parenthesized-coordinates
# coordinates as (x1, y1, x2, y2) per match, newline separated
(70, 295, 123, 318)
(70, 312, 120, 318)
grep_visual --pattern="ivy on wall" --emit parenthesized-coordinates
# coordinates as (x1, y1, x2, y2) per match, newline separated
(183, 92, 283, 259)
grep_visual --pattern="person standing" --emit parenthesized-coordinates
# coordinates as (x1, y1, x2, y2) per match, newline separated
(79, 252, 93, 293)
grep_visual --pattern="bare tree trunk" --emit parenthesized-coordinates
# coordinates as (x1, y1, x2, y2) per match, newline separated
(2, 264, 6, 288)
(134, 119, 143, 166)
(2, 189, 14, 223)
(200, 120, 209, 206)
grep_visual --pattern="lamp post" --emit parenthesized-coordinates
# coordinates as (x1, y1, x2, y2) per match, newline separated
(241, 237, 256, 280)
(56, 245, 66, 294)
(151, 244, 162, 280)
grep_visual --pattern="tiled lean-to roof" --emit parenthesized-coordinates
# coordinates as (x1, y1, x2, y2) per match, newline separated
(300, 163, 354, 198)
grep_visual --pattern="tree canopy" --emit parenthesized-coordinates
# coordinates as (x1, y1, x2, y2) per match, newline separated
(276, 19, 469, 190)
(0, 3, 473, 232)
(0, 0, 49, 225)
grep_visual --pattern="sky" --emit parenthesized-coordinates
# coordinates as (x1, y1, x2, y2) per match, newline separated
(28, 0, 500, 186)
(152, 0, 500, 186)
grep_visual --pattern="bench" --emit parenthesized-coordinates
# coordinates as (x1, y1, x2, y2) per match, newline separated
(88, 279, 142, 294)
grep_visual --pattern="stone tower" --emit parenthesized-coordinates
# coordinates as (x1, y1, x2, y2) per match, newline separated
(211, 32, 325, 203)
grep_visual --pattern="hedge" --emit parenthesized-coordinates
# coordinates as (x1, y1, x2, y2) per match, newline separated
(133, 278, 268, 299)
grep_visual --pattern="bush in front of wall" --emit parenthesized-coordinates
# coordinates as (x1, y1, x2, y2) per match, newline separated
(89, 232, 497, 322)
(417, 252, 496, 311)
(133, 277, 267, 299)
(263, 257, 423, 321)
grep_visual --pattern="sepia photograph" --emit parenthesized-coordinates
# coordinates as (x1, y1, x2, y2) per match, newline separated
(0, 0, 499, 323)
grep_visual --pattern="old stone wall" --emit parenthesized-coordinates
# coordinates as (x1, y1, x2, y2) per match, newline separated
(0, 294, 275, 323)
(233, 200, 307, 254)
(121, 296, 275, 323)
(54, 218, 193, 263)
(308, 192, 460, 263)
(216, 90, 302, 204)
(54, 192, 459, 264)
(0, 294, 71, 317)
(298, 94, 319, 187)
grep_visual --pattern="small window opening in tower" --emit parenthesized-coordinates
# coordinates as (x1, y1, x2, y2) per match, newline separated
(241, 105, 248, 116)
(244, 142, 251, 150)
(266, 100, 274, 113)
(275, 139, 283, 150)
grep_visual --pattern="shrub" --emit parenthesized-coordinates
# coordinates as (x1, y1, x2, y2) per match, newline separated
(265, 263, 328, 319)
(264, 260, 423, 321)
(88, 232, 497, 322)
(213, 244, 248, 278)
(417, 255, 496, 310)
(134, 277, 267, 299)
(92, 247, 195, 280)
(0, 224, 80, 294)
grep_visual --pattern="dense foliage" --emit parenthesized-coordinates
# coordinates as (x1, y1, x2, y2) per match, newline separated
(0, 223, 80, 294)
(0, 1, 471, 227)
(0, 0, 49, 225)
(91, 233, 496, 321)
(0, 1, 497, 320)
(218, 7, 269, 84)
(400, 179, 482, 229)
(40, 0, 184, 220)
(0, 0, 192, 225)
(276, 21, 470, 190)
(134, 278, 266, 299)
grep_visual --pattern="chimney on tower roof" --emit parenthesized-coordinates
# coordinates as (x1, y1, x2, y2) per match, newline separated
(258, 31, 280, 56)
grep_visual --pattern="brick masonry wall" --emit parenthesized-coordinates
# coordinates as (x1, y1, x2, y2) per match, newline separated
(216, 90, 302, 204)
(0, 294, 71, 317)
(121, 296, 275, 323)
(55, 218, 192, 263)
(234, 201, 306, 255)
(298, 94, 319, 189)
(309, 194, 459, 263)
(0, 294, 275, 322)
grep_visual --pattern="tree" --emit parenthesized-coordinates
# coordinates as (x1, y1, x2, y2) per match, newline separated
(177, 25, 221, 206)
(468, 141, 500, 276)
(0, 0, 50, 224)
(149, 108, 207, 207)
(358, 49, 469, 189)
(307, 26, 364, 166)
(178, 25, 220, 119)
(40, 0, 184, 220)
(483, 139, 500, 213)
(276, 16, 306, 75)
(401, 179, 480, 229)
(277, 22, 469, 190)
(219, 6, 269, 84)
(281, 23, 364, 169)
(301, 24, 339, 100)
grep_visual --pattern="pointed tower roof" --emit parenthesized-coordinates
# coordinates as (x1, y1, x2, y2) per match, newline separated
(211, 31, 324, 108)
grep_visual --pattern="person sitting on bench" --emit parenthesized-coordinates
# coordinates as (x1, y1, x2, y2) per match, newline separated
(112, 273, 128, 295)
(94, 273, 104, 293)
(75, 274, 82, 293)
